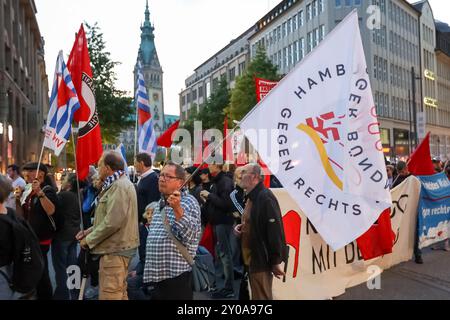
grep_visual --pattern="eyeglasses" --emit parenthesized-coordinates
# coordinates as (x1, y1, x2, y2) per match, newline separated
(159, 174, 182, 181)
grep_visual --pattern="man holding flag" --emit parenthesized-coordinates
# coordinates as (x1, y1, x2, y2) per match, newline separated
(238, 10, 392, 254)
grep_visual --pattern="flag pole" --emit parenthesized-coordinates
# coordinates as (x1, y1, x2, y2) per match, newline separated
(35, 142, 46, 179)
(179, 125, 238, 191)
(133, 98, 138, 182)
(71, 130, 88, 301)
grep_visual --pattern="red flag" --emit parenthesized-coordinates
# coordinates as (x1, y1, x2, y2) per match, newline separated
(255, 78, 278, 102)
(223, 115, 234, 163)
(199, 223, 215, 257)
(257, 158, 271, 188)
(67, 25, 103, 181)
(157, 120, 180, 148)
(407, 132, 435, 176)
(356, 208, 395, 260)
(282, 210, 301, 278)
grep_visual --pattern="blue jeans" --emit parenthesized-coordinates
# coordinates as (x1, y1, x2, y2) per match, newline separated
(214, 224, 235, 292)
(51, 239, 78, 300)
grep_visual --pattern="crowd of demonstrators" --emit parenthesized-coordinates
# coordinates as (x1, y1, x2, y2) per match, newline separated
(76, 151, 139, 300)
(13, 162, 58, 300)
(51, 173, 81, 300)
(201, 163, 236, 299)
(143, 162, 202, 300)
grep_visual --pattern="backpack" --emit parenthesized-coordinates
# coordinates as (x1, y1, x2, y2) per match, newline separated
(0, 210, 44, 294)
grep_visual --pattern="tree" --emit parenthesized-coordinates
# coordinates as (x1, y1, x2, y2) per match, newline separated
(85, 22, 133, 143)
(197, 78, 230, 130)
(227, 46, 280, 121)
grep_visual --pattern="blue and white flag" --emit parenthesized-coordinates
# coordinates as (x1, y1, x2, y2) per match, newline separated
(44, 51, 80, 156)
(115, 143, 129, 175)
(136, 62, 157, 160)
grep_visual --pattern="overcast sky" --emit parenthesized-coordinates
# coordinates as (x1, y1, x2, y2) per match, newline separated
(35, 0, 449, 117)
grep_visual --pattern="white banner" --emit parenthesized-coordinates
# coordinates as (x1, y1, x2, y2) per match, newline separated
(240, 11, 391, 250)
(272, 176, 421, 299)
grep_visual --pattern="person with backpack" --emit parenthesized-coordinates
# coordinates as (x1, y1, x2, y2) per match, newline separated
(14, 162, 59, 300)
(0, 175, 44, 300)
(51, 173, 81, 300)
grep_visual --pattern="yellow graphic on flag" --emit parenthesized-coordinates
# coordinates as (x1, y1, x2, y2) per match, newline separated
(297, 123, 343, 191)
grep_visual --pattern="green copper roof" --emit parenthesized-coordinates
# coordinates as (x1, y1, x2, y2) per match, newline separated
(139, 0, 156, 66)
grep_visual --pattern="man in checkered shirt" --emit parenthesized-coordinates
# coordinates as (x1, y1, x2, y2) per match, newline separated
(143, 161, 201, 300)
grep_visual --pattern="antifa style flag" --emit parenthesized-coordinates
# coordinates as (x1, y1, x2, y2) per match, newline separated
(408, 132, 435, 176)
(157, 120, 180, 148)
(239, 11, 392, 250)
(43, 51, 80, 156)
(67, 24, 103, 181)
(223, 115, 234, 163)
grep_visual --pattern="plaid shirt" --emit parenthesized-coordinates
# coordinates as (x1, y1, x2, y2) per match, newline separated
(143, 192, 201, 283)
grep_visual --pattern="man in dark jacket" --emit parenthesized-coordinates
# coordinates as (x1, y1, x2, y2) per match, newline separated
(200, 163, 236, 298)
(235, 163, 287, 300)
(135, 153, 160, 224)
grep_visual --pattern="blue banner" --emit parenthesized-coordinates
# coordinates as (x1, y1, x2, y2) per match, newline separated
(417, 172, 450, 249)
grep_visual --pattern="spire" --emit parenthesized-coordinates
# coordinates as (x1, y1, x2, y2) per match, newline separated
(145, 0, 150, 25)
(139, 0, 156, 66)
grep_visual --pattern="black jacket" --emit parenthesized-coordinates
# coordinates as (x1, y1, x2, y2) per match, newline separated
(247, 182, 287, 273)
(55, 191, 81, 242)
(204, 171, 235, 226)
(0, 208, 14, 267)
(23, 184, 59, 242)
(136, 171, 160, 224)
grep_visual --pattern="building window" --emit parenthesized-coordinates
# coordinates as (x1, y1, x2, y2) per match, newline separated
(206, 82, 211, 99)
(354, 0, 361, 5)
(198, 86, 204, 98)
(307, 32, 312, 53)
(300, 38, 305, 59)
(293, 14, 298, 30)
(283, 47, 288, 68)
(288, 18, 292, 34)
(374, 56, 378, 79)
(306, 4, 312, 21)
(312, 0, 318, 17)
(319, 25, 325, 42)
(192, 90, 197, 101)
(319, 0, 325, 12)
(238, 62, 246, 75)
(335, 0, 342, 8)
(229, 67, 236, 81)
(345, 0, 351, 7)
(289, 44, 293, 66)
(293, 41, 299, 63)
(314, 28, 319, 48)
(298, 10, 304, 27)
(277, 26, 282, 41)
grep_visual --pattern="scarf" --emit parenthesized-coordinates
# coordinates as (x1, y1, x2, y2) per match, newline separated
(93, 170, 125, 207)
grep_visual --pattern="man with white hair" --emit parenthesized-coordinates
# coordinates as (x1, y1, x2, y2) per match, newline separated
(235, 163, 287, 300)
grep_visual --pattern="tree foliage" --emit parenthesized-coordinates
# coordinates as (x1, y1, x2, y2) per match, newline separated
(85, 22, 133, 144)
(227, 46, 280, 122)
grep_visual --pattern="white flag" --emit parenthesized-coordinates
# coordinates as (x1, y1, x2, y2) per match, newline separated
(239, 11, 392, 250)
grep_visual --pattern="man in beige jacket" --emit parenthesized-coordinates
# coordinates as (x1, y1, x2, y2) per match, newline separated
(77, 151, 139, 300)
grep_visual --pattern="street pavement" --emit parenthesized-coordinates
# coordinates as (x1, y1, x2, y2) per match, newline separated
(336, 247, 450, 300)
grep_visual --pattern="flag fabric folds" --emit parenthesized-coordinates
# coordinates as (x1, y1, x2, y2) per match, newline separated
(239, 11, 392, 250)
(255, 78, 279, 102)
(43, 51, 80, 156)
(136, 62, 157, 160)
(67, 24, 103, 181)
(407, 132, 435, 176)
(157, 120, 180, 148)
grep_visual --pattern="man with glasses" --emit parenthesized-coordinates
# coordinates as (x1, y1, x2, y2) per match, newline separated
(143, 161, 201, 300)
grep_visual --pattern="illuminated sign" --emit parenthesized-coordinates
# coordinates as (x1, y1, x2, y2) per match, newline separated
(424, 97, 438, 108)
(424, 69, 435, 81)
